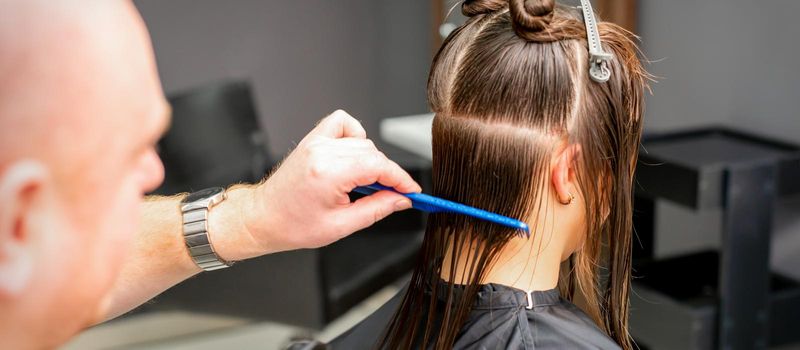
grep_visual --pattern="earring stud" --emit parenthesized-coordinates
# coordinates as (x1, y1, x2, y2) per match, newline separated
(566, 192, 575, 205)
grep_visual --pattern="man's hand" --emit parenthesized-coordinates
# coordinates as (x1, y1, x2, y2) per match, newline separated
(210, 110, 421, 260)
(104, 110, 419, 320)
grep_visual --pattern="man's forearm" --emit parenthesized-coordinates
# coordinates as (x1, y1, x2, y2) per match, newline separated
(102, 185, 260, 321)
(101, 194, 200, 320)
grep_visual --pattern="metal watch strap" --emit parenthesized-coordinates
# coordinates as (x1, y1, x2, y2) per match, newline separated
(181, 187, 231, 271)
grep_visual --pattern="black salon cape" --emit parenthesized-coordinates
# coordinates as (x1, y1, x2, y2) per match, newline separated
(330, 280, 620, 350)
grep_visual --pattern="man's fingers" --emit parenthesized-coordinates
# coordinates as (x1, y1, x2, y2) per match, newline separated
(351, 154, 422, 193)
(308, 136, 422, 194)
(339, 190, 412, 233)
(309, 110, 367, 139)
(377, 158, 422, 193)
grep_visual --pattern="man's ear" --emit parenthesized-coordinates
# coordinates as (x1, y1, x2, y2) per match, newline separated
(551, 143, 582, 205)
(0, 160, 49, 298)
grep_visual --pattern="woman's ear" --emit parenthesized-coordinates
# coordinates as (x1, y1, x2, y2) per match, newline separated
(551, 143, 582, 205)
(0, 160, 49, 298)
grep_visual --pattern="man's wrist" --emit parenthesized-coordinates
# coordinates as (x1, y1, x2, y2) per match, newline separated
(206, 185, 265, 261)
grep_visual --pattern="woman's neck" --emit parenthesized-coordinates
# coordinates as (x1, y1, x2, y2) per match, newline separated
(439, 192, 584, 292)
(440, 230, 567, 292)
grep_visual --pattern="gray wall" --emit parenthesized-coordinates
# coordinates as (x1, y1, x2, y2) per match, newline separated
(640, 0, 800, 143)
(638, 0, 800, 278)
(134, 0, 431, 157)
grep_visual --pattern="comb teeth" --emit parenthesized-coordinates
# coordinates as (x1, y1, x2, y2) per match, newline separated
(518, 225, 531, 239)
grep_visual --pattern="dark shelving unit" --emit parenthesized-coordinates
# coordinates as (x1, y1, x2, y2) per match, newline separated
(630, 127, 800, 350)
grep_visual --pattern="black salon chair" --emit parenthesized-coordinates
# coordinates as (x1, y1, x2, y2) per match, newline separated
(154, 80, 271, 195)
(147, 81, 430, 329)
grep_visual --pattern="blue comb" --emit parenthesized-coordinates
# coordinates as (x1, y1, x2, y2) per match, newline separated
(353, 183, 530, 237)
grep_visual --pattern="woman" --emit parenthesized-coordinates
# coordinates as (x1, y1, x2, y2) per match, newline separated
(379, 0, 649, 349)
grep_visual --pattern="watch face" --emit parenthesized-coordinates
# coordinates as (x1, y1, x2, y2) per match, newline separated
(183, 187, 225, 204)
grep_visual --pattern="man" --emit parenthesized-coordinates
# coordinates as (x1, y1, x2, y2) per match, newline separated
(0, 1, 421, 348)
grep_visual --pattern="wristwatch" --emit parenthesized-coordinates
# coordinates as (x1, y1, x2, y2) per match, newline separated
(181, 187, 232, 271)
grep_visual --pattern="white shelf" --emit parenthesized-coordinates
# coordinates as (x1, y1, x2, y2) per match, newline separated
(379, 113, 434, 160)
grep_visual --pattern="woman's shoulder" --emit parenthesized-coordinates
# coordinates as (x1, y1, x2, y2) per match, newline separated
(453, 283, 621, 349)
(525, 297, 622, 350)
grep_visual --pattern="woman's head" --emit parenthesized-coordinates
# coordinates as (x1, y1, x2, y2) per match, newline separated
(381, 1, 648, 349)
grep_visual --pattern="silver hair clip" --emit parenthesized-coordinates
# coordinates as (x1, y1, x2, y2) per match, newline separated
(578, 0, 611, 83)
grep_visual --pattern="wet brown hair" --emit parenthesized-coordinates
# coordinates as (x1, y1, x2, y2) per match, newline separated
(379, 1, 648, 349)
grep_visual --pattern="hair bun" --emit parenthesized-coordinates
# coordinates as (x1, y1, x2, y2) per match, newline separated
(509, 0, 555, 37)
(462, 0, 506, 17)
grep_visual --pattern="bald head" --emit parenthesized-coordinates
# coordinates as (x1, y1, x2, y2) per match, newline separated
(0, 0, 166, 197)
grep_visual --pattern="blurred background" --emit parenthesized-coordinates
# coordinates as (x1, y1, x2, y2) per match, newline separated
(64, 0, 799, 349)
